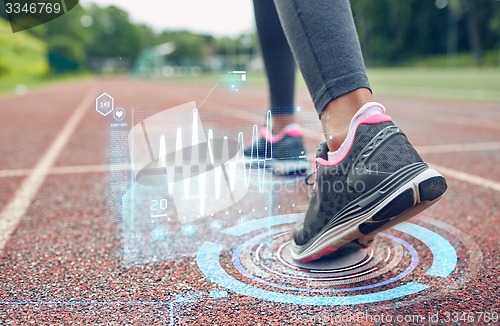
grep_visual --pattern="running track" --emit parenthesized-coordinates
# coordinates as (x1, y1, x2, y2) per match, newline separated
(0, 78, 499, 324)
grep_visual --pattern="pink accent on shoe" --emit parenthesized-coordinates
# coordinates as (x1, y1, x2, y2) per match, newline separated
(300, 255, 321, 263)
(315, 156, 331, 167)
(260, 124, 303, 144)
(318, 247, 337, 256)
(361, 114, 392, 125)
(286, 128, 303, 138)
(318, 113, 392, 167)
(260, 127, 272, 142)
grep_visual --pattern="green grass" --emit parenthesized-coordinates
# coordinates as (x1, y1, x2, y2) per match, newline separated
(163, 66, 500, 103)
(0, 18, 52, 96)
(367, 67, 500, 102)
(404, 50, 500, 68)
(2, 65, 498, 103)
(0, 19, 48, 77)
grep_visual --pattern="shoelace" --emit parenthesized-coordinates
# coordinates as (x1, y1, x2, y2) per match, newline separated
(305, 171, 316, 186)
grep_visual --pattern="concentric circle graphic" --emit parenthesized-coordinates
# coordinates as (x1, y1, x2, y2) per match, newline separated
(196, 214, 482, 306)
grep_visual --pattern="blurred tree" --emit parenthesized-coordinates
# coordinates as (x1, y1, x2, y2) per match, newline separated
(47, 35, 85, 73)
(352, 0, 420, 65)
(27, 4, 155, 72)
(30, 4, 92, 72)
(3, 0, 498, 74)
(86, 5, 155, 63)
(465, 0, 483, 64)
(489, 2, 500, 39)
(352, 0, 499, 66)
(156, 31, 208, 65)
(0, 2, 7, 21)
(445, 0, 498, 65)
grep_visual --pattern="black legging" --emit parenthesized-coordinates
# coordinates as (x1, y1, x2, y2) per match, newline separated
(253, 0, 296, 116)
(253, 0, 371, 117)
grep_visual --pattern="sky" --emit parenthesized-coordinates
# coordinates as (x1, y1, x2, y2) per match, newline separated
(80, 0, 256, 37)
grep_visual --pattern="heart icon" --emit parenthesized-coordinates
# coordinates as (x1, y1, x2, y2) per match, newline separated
(114, 108, 125, 121)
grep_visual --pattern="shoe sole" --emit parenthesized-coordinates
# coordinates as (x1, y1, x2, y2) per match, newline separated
(290, 168, 447, 262)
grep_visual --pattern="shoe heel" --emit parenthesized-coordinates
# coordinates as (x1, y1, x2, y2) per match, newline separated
(419, 176, 447, 202)
(357, 172, 447, 246)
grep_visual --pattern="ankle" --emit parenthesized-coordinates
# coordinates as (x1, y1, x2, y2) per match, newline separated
(271, 114, 295, 134)
(321, 88, 373, 151)
(322, 102, 387, 166)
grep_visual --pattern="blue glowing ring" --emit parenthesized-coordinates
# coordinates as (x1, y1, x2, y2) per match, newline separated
(196, 214, 457, 305)
(231, 228, 419, 293)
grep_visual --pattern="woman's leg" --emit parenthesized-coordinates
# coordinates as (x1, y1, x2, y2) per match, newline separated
(246, 0, 308, 175)
(273, 0, 372, 150)
(271, 0, 447, 262)
(252, 0, 296, 132)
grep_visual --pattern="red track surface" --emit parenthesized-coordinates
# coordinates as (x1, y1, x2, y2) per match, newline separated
(0, 78, 499, 324)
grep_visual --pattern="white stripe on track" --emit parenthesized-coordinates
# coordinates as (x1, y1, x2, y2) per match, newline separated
(0, 86, 96, 252)
(0, 163, 131, 178)
(0, 169, 33, 178)
(416, 142, 500, 154)
(428, 163, 500, 193)
(48, 163, 130, 175)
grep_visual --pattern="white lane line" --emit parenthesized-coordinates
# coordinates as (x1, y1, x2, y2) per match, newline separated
(49, 163, 131, 175)
(0, 163, 131, 178)
(417, 142, 500, 154)
(0, 169, 33, 178)
(2, 141, 494, 178)
(204, 103, 500, 154)
(395, 109, 500, 130)
(0, 86, 96, 252)
(429, 163, 500, 193)
(374, 85, 500, 102)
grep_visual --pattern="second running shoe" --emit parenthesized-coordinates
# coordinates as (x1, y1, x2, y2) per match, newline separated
(244, 123, 309, 175)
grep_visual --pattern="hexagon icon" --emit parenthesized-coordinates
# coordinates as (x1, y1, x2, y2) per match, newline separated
(96, 93, 114, 116)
